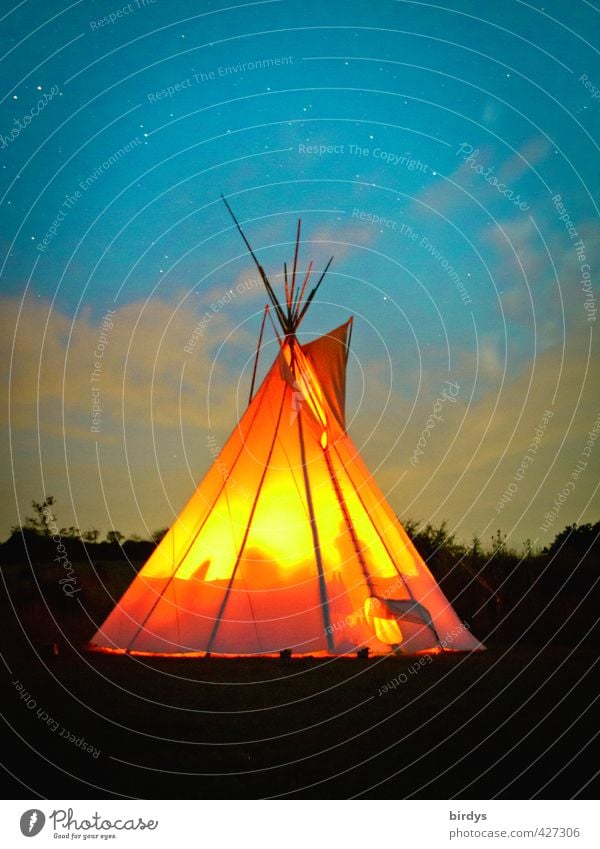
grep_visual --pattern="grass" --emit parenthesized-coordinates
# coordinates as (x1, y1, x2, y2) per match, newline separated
(1, 560, 599, 798)
(4, 644, 599, 799)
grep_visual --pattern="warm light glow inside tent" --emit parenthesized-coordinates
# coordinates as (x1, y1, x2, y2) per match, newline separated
(89, 201, 483, 657)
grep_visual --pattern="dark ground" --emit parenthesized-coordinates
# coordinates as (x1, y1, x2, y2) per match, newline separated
(1, 557, 599, 799)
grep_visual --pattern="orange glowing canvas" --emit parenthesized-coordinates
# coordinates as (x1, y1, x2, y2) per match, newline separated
(89, 201, 483, 657)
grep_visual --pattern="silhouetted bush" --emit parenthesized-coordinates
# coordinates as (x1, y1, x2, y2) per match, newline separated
(1, 518, 598, 648)
(403, 519, 600, 648)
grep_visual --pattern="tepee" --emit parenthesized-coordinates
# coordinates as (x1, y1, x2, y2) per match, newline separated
(89, 200, 483, 657)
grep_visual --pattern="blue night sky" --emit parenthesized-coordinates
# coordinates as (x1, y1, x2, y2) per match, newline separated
(1, 0, 598, 547)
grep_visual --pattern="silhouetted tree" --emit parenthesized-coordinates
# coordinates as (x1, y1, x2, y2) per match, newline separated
(469, 534, 482, 559)
(59, 526, 81, 539)
(490, 528, 508, 555)
(23, 495, 55, 536)
(544, 522, 600, 560)
(81, 529, 100, 543)
(106, 530, 125, 545)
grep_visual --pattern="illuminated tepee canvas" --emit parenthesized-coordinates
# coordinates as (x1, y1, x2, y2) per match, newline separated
(89, 200, 483, 657)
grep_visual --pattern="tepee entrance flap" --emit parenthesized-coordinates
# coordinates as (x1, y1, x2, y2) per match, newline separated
(376, 597, 434, 628)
